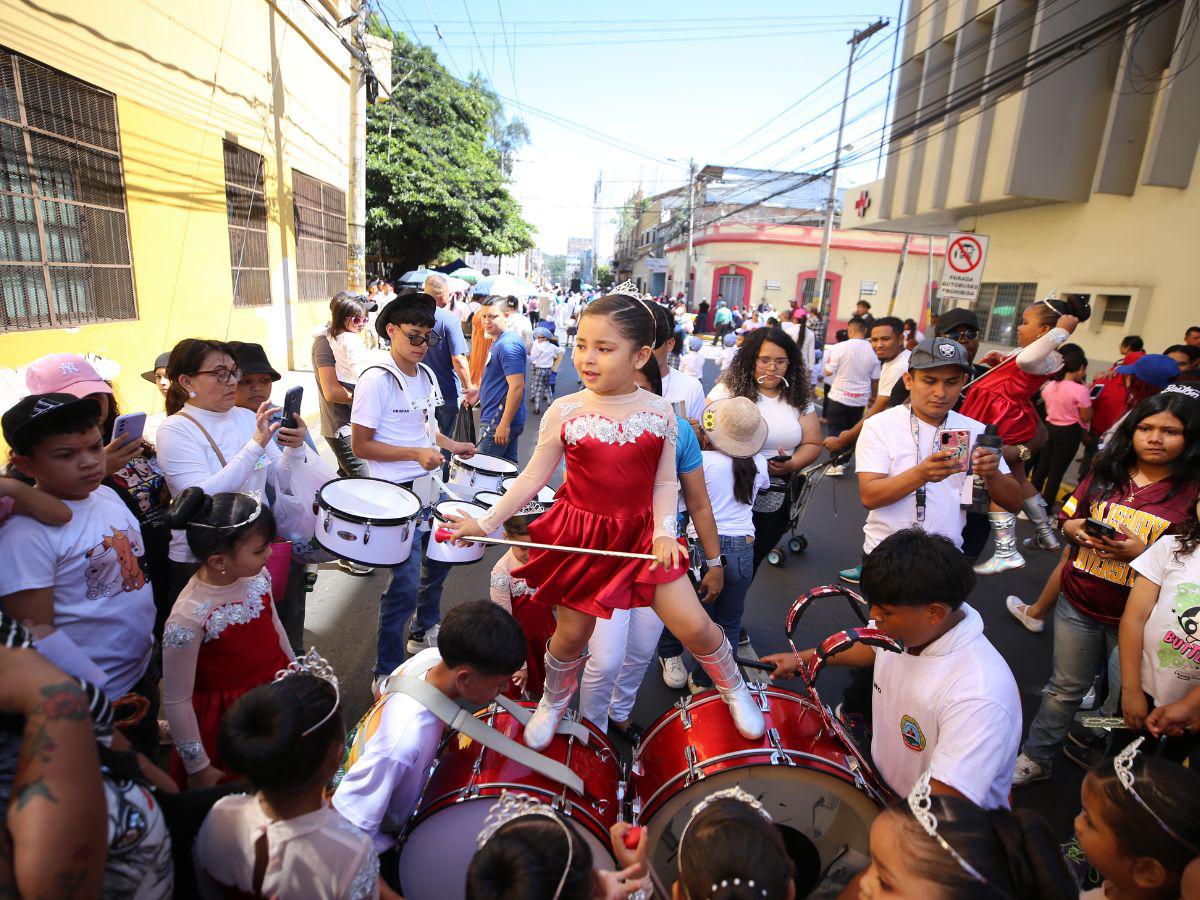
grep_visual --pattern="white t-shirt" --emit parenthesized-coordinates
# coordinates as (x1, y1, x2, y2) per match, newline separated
(331, 648, 444, 853)
(508, 313, 534, 350)
(708, 384, 814, 458)
(0, 486, 154, 696)
(1130, 537, 1200, 706)
(350, 361, 443, 484)
(330, 330, 370, 385)
(855, 405, 1010, 553)
(878, 349, 911, 398)
(679, 350, 705, 380)
(824, 338, 880, 406)
(662, 367, 706, 421)
(872, 604, 1021, 809)
(702, 451, 769, 537)
(529, 340, 562, 369)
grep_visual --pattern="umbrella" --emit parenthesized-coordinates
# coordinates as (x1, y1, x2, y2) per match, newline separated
(444, 276, 471, 294)
(449, 266, 482, 284)
(470, 273, 539, 299)
(399, 268, 435, 288)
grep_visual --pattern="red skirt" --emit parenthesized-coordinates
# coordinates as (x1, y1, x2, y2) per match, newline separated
(958, 388, 1039, 445)
(512, 593, 557, 699)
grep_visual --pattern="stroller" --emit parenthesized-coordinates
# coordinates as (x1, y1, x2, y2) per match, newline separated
(764, 453, 851, 567)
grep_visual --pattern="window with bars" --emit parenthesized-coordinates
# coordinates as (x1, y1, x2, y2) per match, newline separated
(223, 140, 270, 307)
(0, 48, 138, 332)
(973, 282, 1038, 346)
(800, 277, 832, 306)
(292, 170, 347, 301)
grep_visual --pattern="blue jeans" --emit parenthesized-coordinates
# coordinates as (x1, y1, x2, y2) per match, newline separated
(691, 535, 755, 687)
(375, 530, 452, 676)
(478, 420, 523, 465)
(1021, 596, 1118, 765)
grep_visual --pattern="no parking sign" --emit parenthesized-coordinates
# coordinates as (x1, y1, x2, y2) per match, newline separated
(939, 232, 989, 303)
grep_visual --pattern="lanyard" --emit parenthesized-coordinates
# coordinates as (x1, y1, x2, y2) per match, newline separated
(908, 406, 947, 525)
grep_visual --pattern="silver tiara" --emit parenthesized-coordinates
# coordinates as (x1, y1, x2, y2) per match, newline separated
(476, 791, 574, 900)
(1163, 383, 1200, 401)
(907, 771, 988, 884)
(1114, 737, 1200, 854)
(610, 280, 643, 301)
(274, 648, 341, 737)
(1039, 289, 1061, 314)
(191, 490, 264, 530)
(678, 785, 772, 861)
(516, 500, 547, 517)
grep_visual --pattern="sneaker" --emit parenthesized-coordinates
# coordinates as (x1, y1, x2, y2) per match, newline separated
(1064, 740, 1107, 771)
(1012, 753, 1051, 786)
(661, 655, 688, 690)
(1067, 722, 1108, 754)
(1079, 683, 1097, 710)
(1022, 532, 1062, 551)
(686, 672, 707, 696)
(1005, 596, 1045, 633)
(838, 564, 862, 584)
(738, 628, 751, 647)
(338, 558, 374, 576)
(406, 624, 440, 656)
(826, 464, 845, 477)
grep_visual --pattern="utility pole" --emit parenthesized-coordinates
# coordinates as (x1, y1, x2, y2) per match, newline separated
(684, 158, 696, 309)
(347, 0, 367, 290)
(813, 17, 887, 330)
(592, 171, 602, 285)
(886, 232, 911, 314)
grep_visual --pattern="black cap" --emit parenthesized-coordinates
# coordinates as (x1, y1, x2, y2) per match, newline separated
(140, 352, 171, 384)
(375, 292, 436, 341)
(908, 337, 973, 373)
(3, 393, 102, 452)
(934, 308, 980, 336)
(227, 342, 281, 381)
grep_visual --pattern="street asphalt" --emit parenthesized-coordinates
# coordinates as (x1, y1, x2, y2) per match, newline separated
(301, 344, 1086, 841)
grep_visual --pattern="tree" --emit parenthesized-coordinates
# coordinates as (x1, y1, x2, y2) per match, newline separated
(543, 254, 567, 281)
(594, 264, 612, 287)
(365, 26, 535, 269)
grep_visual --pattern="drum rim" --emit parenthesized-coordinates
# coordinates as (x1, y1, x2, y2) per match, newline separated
(317, 477, 421, 526)
(314, 533, 410, 568)
(451, 453, 519, 475)
(634, 685, 818, 754)
(412, 782, 613, 846)
(431, 500, 488, 522)
(473, 491, 505, 508)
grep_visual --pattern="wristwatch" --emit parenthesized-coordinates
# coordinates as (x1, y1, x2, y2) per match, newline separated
(705, 555, 726, 569)
(1015, 444, 1032, 461)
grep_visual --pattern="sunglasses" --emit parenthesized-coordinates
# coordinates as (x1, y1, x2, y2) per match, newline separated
(943, 328, 979, 341)
(399, 330, 442, 348)
(192, 367, 242, 384)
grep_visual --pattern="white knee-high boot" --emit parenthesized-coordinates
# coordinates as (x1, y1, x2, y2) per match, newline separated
(973, 512, 1026, 575)
(693, 636, 765, 740)
(524, 643, 589, 750)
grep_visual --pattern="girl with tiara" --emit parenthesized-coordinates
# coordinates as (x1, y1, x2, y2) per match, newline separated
(449, 283, 766, 749)
(961, 292, 1089, 574)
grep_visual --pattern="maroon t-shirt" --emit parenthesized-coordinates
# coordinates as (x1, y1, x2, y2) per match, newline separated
(1059, 474, 1199, 625)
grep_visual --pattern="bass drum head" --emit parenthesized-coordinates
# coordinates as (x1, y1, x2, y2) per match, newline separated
(399, 795, 615, 900)
(644, 765, 878, 896)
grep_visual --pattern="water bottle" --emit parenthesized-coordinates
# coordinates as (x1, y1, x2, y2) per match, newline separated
(970, 424, 1002, 510)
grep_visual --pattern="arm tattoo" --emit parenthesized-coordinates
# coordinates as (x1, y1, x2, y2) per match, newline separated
(12, 681, 91, 810)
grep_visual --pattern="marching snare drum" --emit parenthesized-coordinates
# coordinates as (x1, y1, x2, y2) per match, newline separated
(398, 702, 621, 900)
(448, 452, 518, 496)
(425, 500, 489, 565)
(631, 684, 885, 894)
(315, 478, 421, 566)
(499, 477, 558, 514)
(471, 491, 506, 537)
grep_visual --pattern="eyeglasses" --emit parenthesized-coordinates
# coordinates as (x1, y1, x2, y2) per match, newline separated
(943, 328, 979, 341)
(400, 330, 442, 348)
(350, 315, 368, 325)
(192, 367, 242, 383)
(755, 357, 790, 369)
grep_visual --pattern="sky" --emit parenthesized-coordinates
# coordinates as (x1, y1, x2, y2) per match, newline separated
(379, 0, 905, 258)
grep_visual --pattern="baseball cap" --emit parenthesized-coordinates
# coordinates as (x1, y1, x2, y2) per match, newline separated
(3, 392, 102, 453)
(227, 342, 281, 381)
(687, 336, 702, 352)
(1116, 353, 1180, 388)
(534, 325, 555, 341)
(908, 337, 973, 373)
(934, 308, 980, 336)
(25, 353, 112, 398)
(140, 351, 171, 384)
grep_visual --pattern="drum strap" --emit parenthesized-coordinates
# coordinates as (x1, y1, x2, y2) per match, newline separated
(493, 694, 592, 745)
(385, 676, 586, 796)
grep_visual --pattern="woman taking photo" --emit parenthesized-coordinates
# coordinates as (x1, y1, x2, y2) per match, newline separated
(707, 326, 821, 574)
(1013, 387, 1200, 785)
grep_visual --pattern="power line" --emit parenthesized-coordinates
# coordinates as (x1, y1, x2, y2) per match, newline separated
(495, 0, 522, 112)
(459, 0, 495, 82)
(436, 27, 874, 49)
(418, 0, 463, 77)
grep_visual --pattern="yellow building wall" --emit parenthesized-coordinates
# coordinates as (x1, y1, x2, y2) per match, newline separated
(0, 0, 352, 418)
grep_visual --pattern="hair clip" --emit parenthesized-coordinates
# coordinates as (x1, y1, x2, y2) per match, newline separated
(1114, 737, 1200, 854)
(907, 771, 988, 884)
(274, 647, 341, 737)
(477, 791, 574, 900)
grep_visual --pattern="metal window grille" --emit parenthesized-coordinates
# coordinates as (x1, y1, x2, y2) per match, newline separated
(800, 277, 832, 306)
(1101, 294, 1131, 326)
(223, 140, 271, 307)
(975, 282, 1038, 346)
(292, 170, 347, 301)
(0, 48, 137, 332)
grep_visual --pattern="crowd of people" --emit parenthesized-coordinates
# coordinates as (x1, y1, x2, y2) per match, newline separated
(1, 271, 1198, 899)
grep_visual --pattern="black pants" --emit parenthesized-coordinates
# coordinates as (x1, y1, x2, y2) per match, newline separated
(751, 500, 792, 575)
(961, 511, 991, 562)
(1030, 421, 1082, 509)
(1106, 693, 1200, 764)
(711, 323, 733, 345)
(826, 399, 865, 436)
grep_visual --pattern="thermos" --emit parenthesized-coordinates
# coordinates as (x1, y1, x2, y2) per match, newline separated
(969, 424, 1003, 509)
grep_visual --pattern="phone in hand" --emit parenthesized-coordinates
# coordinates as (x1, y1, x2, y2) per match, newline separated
(1085, 518, 1121, 540)
(939, 429, 973, 471)
(770, 454, 791, 463)
(280, 386, 303, 429)
(110, 412, 146, 445)
(1089, 383, 1105, 400)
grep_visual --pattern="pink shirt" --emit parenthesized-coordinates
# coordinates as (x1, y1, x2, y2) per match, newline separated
(1040, 379, 1092, 427)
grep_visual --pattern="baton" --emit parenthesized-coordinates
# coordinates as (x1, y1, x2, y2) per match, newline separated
(434, 526, 660, 562)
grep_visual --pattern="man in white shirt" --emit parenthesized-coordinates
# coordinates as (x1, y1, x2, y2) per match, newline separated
(651, 302, 706, 421)
(352, 293, 477, 680)
(822, 317, 880, 475)
(505, 295, 534, 351)
(822, 316, 910, 459)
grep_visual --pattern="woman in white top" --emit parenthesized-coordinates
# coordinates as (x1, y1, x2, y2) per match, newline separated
(707, 326, 821, 574)
(155, 338, 308, 602)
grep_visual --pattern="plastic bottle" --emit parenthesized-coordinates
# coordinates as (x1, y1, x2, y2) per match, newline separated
(971, 424, 1002, 508)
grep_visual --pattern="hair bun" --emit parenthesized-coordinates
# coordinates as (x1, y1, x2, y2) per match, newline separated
(166, 486, 209, 530)
(1065, 295, 1091, 323)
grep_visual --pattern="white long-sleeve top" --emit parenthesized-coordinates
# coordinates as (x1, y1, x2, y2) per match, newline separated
(1014, 326, 1070, 375)
(329, 330, 371, 385)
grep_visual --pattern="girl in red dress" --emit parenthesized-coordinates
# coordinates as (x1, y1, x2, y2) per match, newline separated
(451, 286, 765, 749)
(161, 487, 294, 788)
(960, 293, 1089, 574)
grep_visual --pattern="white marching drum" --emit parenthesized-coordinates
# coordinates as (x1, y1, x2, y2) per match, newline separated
(499, 477, 558, 515)
(471, 491, 506, 538)
(426, 500, 489, 564)
(448, 453, 518, 497)
(315, 478, 421, 566)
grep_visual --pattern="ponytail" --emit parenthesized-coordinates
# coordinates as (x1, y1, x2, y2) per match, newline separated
(731, 456, 759, 506)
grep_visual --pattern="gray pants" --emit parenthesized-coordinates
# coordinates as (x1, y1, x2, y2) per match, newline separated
(325, 431, 368, 478)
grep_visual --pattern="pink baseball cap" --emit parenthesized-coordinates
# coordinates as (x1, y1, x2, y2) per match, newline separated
(25, 353, 113, 398)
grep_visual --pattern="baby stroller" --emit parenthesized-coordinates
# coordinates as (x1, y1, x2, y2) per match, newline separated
(765, 453, 851, 567)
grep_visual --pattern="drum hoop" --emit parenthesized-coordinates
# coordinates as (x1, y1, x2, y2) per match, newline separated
(317, 478, 421, 527)
(634, 688, 820, 752)
(432, 501, 487, 523)
(453, 455, 518, 476)
(410, 781, 611, 845)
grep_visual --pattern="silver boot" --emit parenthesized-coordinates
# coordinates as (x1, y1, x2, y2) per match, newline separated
(524, 643, 589, 750)
(1021, 496, 1062, 550)
(694, 636, 766, 740)
(973, 512, 1026, 575)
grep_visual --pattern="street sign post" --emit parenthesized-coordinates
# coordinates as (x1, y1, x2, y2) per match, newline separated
(939, 232, 989, 304)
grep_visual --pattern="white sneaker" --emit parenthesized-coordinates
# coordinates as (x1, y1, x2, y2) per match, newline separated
(338, 558, 374, 575)
(686, 672, 706, 696)
(661, 655, 688, 690)
(406, 624, 440, 656)
(1080, 684, 1097, 710)
(826, 464, 845, 477)
(1005, 596, 1045, 633)
(1012, 753, 1051, 786)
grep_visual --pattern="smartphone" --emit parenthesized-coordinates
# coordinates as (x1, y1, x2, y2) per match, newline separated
(939, 429, 973, 470)
(1089, 383, 1105, 400)
(770, 454, 791, 463)
(280, 386, 303, 429)
(110, 411, 146, 445)
(1085, 518, 1120, 540)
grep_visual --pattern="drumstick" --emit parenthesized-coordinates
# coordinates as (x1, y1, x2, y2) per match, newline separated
(434, 527, 659, 562)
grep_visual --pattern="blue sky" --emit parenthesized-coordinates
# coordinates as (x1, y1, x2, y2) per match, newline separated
(381, 1, 903, 255)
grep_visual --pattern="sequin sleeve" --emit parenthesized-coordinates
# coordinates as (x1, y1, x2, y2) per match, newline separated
(488, 554, 515, 614)
(161, 583, 210, 775)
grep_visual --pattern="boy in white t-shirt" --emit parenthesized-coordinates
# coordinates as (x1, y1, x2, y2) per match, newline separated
(331, 601, 526, 854)
(764, 528, 1022, 810)
(527, 326, 563, 415)
(679, 336, 706, 380)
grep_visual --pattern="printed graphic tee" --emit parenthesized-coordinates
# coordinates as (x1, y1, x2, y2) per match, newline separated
(1130, 536, 1200, 706)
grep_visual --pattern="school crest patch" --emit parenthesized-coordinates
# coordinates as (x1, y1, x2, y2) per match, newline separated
(900, 714, 926, 752)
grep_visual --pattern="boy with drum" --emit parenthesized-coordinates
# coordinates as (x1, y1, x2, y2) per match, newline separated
(351, 292, 477, 684)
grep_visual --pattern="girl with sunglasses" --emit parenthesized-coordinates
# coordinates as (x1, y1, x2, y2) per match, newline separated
(327, 291, 372, 394)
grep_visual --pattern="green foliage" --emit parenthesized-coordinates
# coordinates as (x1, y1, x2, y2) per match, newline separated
(594, 263, 612, 287)
(543, 254, 567, 281)
(365, 26, 535, 269)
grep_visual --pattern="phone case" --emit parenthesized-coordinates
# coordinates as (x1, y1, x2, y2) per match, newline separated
(939, 429, 972, 468)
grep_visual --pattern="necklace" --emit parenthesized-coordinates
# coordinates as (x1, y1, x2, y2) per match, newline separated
(1125, 472, 1169, 504)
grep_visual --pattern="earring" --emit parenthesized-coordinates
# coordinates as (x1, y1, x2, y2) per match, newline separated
(188, 391, 197, 398)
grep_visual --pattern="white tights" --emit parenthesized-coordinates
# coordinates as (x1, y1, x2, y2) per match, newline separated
(578, 606, 665, 730)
